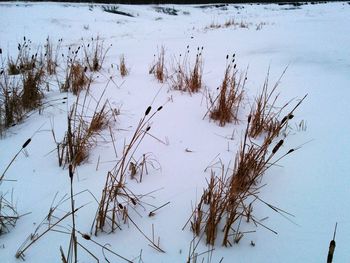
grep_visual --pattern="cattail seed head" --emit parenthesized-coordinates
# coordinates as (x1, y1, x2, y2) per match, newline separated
(146, 126, 151, 132)
(272, 140, 284, 154)
(145, 106, 152, 116)
(130, 198, 137, 205)
(157, 106, 163, 111)
(69, 164, 74, 179)
(82, 234, 91, 240)
(287, 149, 294, 155)
(0, 48, 2, 54)
(118, 204, 124, 209)
(22, 138, 31, 149)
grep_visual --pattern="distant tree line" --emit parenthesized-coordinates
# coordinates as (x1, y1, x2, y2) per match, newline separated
(0, 0, 343, 5)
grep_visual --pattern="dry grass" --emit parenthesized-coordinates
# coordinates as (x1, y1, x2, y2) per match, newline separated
(208, 55, 246, 126)
(119, 55, 129, 77)
(54, 91, 113, 168)
(83, 37, 110, 72)
(21, 67, 44, 110)
(189, 93, 306, 246)
(0, 193, 19, 235)
(149, 46, 166, 83)
(62, 62, 90, 95)
(249, 68, 287, 138)
(43, 37, 62, 75)
(205, 18, 250, 31)
(169, 47, 204, 93)
(92, 105, 164, 254)
(7, 38, 38, 75)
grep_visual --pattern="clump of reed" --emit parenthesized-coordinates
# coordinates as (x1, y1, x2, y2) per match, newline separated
(205, 18, 250, 31)
(83, 37, 110, 72)
(61, 61, 90, 95)
(42, 37, 62, 75)
(119, 55, 129, 77)
(249, 68, 288, 138)
(149, 46, 166, 83)
(7, 38, 39, 75)
(208, 55, 245, 126)
(54, 90, 113, 168)
(92, 105, 163, 243)
(189, 93, 307, 246)
(0, 56, 44, 135)
(169, 46, 204, 93)
(0, 75, 23, 134)
(21, 66, 44, 110)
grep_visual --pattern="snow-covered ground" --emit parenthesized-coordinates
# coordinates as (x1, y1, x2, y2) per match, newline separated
(1, 1, 350, 262)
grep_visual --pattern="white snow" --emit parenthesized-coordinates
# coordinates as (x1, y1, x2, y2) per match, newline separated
(1, 1, 350, 262)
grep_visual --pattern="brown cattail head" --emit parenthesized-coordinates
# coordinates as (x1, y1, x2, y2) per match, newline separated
(118, 203, 124, 209)
(146, 126, 151, 132)
(280, 116, 288, 125)
(69, 164, 74, 179)
(145, 106, 152, 116)
(0, 48, 2, 54)
(272, 139, 284, 154)
(82, 234, 91, 240)
(22, 138, 31, 149)
(130, 198, 137, 206)
(327, 240, 336, 263)
(248, 115, 252, 123)
(157, 106, 163, 111)
(287, 149, 295, 155)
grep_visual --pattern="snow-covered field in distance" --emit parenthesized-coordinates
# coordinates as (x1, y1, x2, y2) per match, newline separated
(0, 1, 350, 262)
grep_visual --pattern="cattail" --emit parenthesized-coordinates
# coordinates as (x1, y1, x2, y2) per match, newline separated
(22, 138, 31, 149)
(248, 115, 252, 123)
(286, 149, 294, 155)
(226, 54, 229, 60)
(146, 126, 151, 132)
(281, 116, 288, 125)
(0, 48, 2, 54)
(157, 106, 163, 111)
(130, 198, 137, 206)
(69, 164, 74, 179)
(82, 234, 91, 240)
(272, 139, 284, 154)
(145, 106, 152, 116)
(327, 240, 336, 263)
(327, 223, 337, 263)
(118, 203, 124, 209)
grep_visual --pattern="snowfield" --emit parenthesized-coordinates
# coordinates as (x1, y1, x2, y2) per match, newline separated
(1, 1, 350, 262)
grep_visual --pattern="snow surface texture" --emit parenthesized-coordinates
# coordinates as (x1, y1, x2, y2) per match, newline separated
(1, 1, 350, 262)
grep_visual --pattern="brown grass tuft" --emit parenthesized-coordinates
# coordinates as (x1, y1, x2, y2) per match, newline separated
(119, 55, 129, 77)
(209, 56, 245, 126)
(169, 47, 204, 93)
(189, 93, 307, 246)
(149, 46, 166, 83)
